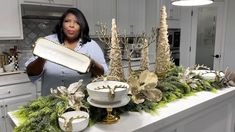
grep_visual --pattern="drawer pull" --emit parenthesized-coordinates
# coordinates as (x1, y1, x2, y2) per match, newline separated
(2, 116, 4, 118)
(0, 105, 3, 108)
(5, 105, 7, 107)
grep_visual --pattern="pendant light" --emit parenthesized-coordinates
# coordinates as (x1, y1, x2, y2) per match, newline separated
(171, 0, 214, 6)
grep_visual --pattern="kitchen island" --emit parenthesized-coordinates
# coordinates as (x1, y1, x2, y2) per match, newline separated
(0, 71, 36, 132)
(8, 87, 235, 132)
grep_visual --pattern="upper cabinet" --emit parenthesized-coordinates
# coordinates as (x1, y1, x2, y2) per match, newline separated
(77, 0, 145, 36)
(160, 0, 181, 28)
(20, 0, 76, 7)
(0, 0, 23, 40)
(77, 0, 116, 36)
(117, 0, 145, 35)
(145, 0, 181, 31)
(0, 0, 76, 40)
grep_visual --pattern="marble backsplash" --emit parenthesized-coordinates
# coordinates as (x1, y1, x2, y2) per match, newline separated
(0, 18, 156, 71)
(0, 19, 58, 69)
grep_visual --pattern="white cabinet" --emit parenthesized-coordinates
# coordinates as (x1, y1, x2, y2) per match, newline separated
(161, 0, 180, 20)
(20, 0, 76, 7)
(0, 0, 23, 40)
(117, 0, 145, 35)
(0, 72, 36, 132)
(160, 0, 181, 29)
(146, 0, 181, 32)
(77, 0, 116, 36)
(78, 0, 145, 36)
(0, 101, 6, 132)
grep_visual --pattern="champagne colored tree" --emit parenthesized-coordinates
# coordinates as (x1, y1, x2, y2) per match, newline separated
(155, 6, 174, 77)
(140, 38, 149, 71)
(108, 18, 125, 81)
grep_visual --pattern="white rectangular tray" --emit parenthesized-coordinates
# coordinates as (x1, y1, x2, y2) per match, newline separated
(33, 38, 91, 73)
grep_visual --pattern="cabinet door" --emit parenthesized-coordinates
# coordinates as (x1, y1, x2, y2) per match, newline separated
(22, 0, 50, 4)
(0, 0, 23, 40)
(4, 95, 35, 132)
(160, 0, 180, 28)
(117, 0, 145, 35)
(77, 0, 95, 35)
(52, 0, 76, 7)
(22, 0, 76, 7)
(0, 101, 6, 132)
(0, 82, 36, 99)
(77, 0, 116, 36)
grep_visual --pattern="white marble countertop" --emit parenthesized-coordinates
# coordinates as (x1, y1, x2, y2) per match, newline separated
(8, 87, 235, 132)
(0, 70, 25, 76)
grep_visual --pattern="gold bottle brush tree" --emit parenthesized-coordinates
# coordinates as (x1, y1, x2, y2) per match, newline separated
(108, 19, 125, 81)
(155, 6, 174, 78)
(140, 38, 150, 71)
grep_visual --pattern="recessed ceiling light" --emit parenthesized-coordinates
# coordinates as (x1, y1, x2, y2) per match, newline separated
(172, 0, 214, 6)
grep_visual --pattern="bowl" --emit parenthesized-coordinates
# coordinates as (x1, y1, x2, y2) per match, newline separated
(191, 70, 224, 80)
(0, 68, 4, 73)
(3, 63, 14, 72)
(58, 111, 89, 132)
(86, 81, 129, 103)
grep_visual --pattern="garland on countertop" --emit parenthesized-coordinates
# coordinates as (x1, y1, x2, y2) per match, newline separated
(13, 65, 231, 131)
(13, 5, 235, 131)
(14, 95, 68, 132)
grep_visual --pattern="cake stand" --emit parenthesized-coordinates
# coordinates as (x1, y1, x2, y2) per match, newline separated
(87, 96, 130, 124)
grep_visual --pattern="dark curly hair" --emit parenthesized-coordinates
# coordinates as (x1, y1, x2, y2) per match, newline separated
(54, 8, 91, 45)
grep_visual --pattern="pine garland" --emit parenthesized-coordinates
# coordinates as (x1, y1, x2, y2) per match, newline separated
(14, 95, 68, 132)
(13, 66, 229, 130)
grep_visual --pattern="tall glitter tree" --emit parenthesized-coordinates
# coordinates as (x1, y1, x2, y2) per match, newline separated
(108, 18, 125, 81)
(155, 6, 174, 78)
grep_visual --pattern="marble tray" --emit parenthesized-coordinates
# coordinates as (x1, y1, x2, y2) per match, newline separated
(33, 38, 91, 73)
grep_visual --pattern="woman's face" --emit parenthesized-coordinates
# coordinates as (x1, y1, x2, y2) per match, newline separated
(63, 13, 80, 41)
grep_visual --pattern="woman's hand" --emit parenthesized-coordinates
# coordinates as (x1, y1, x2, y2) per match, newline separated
(89, 59, 104, 77)
(26, 57, 46, 76)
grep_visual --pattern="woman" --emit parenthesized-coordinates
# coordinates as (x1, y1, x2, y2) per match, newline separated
(25, 8, 108, 96)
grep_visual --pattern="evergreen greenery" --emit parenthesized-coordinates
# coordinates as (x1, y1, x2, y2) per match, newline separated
(13, 66, 228, 131)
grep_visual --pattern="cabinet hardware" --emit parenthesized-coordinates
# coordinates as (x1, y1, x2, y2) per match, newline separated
(212, 54, 220, 58)
(8, 91, 11, 94)
(0, 105, 3, 108)
(5, 105, 7, 107)
(2, 116, 4, 118)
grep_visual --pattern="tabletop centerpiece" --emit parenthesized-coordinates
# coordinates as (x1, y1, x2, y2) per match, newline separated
(11, 5, 235, 132)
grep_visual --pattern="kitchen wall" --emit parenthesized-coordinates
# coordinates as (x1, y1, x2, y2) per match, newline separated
(0, 18, 58, 70)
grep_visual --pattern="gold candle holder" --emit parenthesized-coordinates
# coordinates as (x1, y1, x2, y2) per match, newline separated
(102, 107, 119, 124)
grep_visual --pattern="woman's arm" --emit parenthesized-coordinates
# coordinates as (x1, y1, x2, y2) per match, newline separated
(26, 57, 46, 76)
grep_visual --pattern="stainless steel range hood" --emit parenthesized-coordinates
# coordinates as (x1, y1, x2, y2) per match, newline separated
(21, 4, 68, 20)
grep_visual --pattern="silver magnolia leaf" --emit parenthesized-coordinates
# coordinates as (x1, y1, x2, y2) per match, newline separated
(139, 70, 158, 87)
(128, 76, 141, 94)
(57, 86, 68, 96)
(132, 94, 145, 104)
(50, 88, 58, 94)
(68, 95, 75, 106)
(142, 88, 162, 102)
(74, 91, 85, 101)
(67, 80, 83, 94)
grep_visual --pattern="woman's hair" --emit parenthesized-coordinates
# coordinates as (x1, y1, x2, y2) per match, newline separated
(54, 8, 91, 44)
